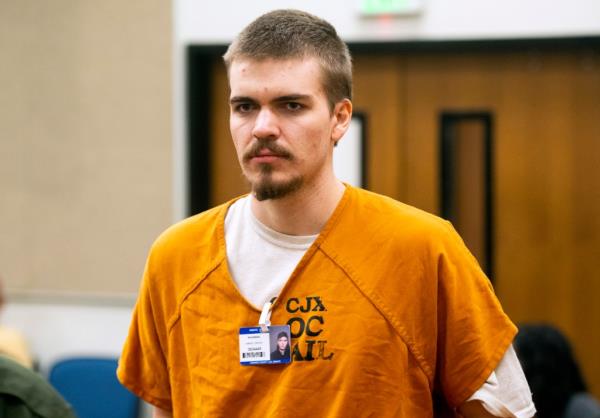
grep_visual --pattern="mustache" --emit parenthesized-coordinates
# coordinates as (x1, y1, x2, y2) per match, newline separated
(243, 140, 293, 162)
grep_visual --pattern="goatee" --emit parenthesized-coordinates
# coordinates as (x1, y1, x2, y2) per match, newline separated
(243, 139, 302, 201)
(252, 165, 303, 201)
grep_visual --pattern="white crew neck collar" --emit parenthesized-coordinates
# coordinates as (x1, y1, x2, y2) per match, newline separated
(243, 196, 318, 250)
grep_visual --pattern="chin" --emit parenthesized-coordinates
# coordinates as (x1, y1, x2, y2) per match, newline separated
(251, 176, 304, 201)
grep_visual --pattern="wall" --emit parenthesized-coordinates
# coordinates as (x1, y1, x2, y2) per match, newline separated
(0, 0, 172, 296)
(0, 1, 170, 402)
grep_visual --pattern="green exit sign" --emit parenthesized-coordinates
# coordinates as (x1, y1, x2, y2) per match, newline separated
(360, 0, 423, 15)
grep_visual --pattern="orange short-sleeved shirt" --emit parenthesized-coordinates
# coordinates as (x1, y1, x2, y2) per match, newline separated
(117, 186, 516, 417)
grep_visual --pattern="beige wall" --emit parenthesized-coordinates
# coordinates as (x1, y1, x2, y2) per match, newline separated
(0, 1, 172, 295)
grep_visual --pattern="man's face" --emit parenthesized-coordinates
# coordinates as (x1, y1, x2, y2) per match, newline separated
(228, 57, 350, 201)
(277, 336, 288, 351)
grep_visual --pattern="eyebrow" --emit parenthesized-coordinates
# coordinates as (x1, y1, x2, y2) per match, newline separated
(229, 96, 256, 105)
(273, 94, 312, 103)
(229, 94, 313, 105)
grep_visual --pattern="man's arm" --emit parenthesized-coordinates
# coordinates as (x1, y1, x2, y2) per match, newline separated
(458, 400, 500, 418)
(153, 407, 173, 418)
(459, 345, 535, 418)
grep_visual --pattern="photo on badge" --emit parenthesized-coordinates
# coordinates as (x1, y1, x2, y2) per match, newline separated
(239, 324, 292, 366)
(269, 325, 291, 364)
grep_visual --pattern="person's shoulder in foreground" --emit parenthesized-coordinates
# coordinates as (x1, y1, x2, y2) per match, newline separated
(0, 355, 76, 418)
(515, 324, 599, 418)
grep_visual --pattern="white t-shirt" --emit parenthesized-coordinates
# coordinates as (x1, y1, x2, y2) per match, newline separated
(224, 195, 535, 417)
(224, 195, 317, 309)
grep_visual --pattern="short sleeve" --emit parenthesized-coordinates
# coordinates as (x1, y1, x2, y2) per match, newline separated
(467, 345, 536, 417)
(435, 222, 517, 408)
(117, 256, 173, 412)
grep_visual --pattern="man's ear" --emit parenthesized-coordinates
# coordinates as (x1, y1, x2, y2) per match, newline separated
(331, 99, 353, 145)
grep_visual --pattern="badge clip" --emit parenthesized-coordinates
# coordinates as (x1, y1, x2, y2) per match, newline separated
(258, 297, 277, 333)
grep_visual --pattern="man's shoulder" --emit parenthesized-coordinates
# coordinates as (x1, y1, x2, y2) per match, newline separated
(139, 198, 240, 304)
(321, 187, 456, 281)
(347, 187, 452, 239)
(150, 198, 238, 255)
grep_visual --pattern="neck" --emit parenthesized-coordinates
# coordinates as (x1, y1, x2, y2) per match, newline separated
(250, 175, 345, 236)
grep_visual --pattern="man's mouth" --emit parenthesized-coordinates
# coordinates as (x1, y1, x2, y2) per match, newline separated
(243, 142, 293, 163)
(250, 153, 283, 163)
(256, 149, 278, 157)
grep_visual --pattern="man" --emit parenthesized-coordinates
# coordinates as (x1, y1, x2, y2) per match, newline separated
(271, 332, 290, 361)
(118, 9, 535, 417)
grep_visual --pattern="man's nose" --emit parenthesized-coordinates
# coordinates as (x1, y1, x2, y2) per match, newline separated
(252, 108, 279, 139)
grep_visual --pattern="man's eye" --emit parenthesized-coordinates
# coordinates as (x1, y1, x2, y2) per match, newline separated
(235, 103, 254, 113)
(285, 102, 303, 111)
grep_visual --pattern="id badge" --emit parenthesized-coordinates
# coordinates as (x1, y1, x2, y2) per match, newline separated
(239, 324, 292, 366)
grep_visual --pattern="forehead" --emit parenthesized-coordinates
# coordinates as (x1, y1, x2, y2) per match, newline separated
(228, 57, 326, 98)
